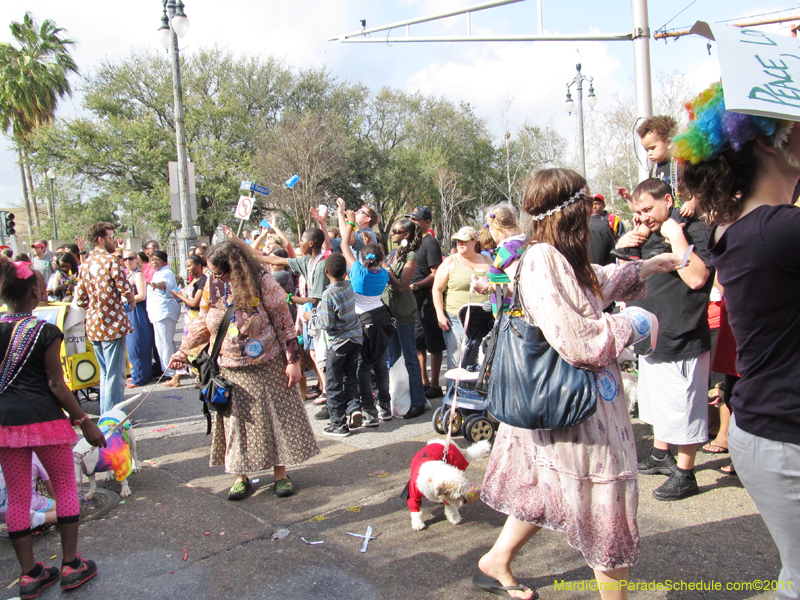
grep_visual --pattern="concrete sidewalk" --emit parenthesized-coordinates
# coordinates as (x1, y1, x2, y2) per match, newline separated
(0, 379, 782, 600)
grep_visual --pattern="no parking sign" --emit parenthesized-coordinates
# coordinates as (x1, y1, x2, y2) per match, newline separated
(235, 195, 254, 220)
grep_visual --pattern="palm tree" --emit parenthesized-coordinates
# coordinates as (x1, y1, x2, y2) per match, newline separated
(0, 12, 78, 234)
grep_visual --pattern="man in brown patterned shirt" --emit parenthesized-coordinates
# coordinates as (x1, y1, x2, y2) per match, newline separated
(74, 222, 136, 413)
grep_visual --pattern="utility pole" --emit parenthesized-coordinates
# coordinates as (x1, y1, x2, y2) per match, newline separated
(159, 0, 196, 277)
(631, 0, 653, 182)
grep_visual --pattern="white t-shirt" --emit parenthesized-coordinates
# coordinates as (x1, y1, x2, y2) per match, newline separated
(146, 266, 181, 323)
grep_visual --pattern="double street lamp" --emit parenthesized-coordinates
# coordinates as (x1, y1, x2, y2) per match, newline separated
(565, 63, 597, 178)
(157, 0, 195, 277)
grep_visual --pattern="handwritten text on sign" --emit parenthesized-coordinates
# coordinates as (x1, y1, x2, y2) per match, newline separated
(691, 22, 800, 120)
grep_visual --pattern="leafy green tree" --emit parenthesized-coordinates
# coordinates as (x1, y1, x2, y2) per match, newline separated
(31, 46, 292, 243)
(0, 12, 78, 235)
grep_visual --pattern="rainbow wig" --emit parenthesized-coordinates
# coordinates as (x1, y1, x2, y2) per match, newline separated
(673, 82, 794, 164)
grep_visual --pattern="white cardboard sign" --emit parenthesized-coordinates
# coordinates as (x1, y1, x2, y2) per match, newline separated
(235, 195, 254, 220)
(692, 22, 800, 120)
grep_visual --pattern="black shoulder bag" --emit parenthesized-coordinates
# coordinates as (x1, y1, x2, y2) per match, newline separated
(486, 249, 597, 430)
(190, 305, 235, 434)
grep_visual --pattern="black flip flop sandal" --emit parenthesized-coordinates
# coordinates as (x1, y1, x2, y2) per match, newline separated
(473, 573, 538, 599)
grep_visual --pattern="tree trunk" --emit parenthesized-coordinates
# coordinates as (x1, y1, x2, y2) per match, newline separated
(15, 146, 34, 237)
(22, 147, 41, 229)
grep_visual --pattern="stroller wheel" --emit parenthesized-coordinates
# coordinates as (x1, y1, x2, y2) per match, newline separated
(432, 406, 446, 435)
(442, 409, 463, 435)
(465, 415, 495, 444)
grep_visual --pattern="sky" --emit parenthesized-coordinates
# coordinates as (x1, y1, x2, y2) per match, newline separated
(1, 0, 796, 210)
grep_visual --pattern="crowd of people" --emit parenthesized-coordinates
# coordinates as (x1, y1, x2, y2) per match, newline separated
(0, 81, 798, 600)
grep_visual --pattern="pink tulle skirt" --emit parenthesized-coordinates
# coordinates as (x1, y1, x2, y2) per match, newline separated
(0, 418, 78, 448)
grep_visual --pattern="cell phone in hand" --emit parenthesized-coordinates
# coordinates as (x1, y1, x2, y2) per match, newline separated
(680, 245, 694, 269)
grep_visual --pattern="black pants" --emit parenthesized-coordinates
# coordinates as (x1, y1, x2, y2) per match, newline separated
(325, 341, 361, 426)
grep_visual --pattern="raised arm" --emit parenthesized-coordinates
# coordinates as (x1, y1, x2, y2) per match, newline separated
(268, 214, 295, 258)
(338, 201, 357, 268)
(310, 205, 333, 251)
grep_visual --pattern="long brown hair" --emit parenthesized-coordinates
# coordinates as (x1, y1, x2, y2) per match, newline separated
(523, 168, 600, 296)
(207, 240, 263, 313)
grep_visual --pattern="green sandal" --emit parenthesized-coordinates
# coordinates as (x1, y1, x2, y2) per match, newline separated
(275, 477, 294, 498)
(227, 478, 251, 501)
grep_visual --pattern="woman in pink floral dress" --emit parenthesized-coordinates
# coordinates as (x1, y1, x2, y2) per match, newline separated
(476, 169, 682, 600)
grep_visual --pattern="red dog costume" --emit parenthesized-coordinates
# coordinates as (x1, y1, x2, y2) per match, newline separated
(403, 443, 470, 512)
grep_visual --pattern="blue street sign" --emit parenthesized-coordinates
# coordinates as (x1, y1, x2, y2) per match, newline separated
(251, 184, 271, 196)
(240, 181, 252, 190)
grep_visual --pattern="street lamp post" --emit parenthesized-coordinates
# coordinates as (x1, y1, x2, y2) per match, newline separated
(158, 0, 195, 277)
(565, 63, 597, 178)
(46, 168, 57, 241)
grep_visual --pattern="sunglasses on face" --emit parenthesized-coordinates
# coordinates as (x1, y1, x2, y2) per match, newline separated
(391, 229, 405, 235)
(123, 256, 136, 261)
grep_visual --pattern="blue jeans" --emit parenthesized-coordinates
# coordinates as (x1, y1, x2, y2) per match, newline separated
(358, 350, 390, 414)
(442, 313, 465, 371)
(92, 337, 128, 414)
(387, 322, 427, 408)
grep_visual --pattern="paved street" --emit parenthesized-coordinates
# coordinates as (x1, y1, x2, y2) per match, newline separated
(0, 377, 782, 600)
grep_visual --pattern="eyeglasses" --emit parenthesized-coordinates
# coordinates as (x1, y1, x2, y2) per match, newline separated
(210, 270, 228, 280)
(356, 209, 366, 215)
(123, 257, 136, 261)
(391, 229, 405, 235)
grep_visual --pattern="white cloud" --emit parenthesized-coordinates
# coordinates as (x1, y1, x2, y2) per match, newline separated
(407, 39, 622, 136)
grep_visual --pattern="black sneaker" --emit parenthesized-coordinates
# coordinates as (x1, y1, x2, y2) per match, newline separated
(653, 470, 700, 501)
(313, 407, 330, 420)
(60, 555, 97, 591)
(323, 423, 350, 437)
(19, 564, 59, 599)
(347, 410, 363, 429)
(377, 404, 393, 421)
(362, 412, 379, 428)
(424, 386, 443, 399)
(637, 450, 677, 475)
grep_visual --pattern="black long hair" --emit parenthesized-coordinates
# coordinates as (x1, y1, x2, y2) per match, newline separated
(392, 219, 423, 264)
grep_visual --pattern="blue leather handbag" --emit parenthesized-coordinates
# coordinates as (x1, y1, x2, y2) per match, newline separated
(486, 250, 597, 430)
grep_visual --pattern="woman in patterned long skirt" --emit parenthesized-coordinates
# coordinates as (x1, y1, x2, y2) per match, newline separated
(475, 169, 683, 600)
(169, 240, 319, 500)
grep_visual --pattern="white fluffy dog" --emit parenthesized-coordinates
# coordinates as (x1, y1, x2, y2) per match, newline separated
(404, 439, 491, 531)
(73, 395, 141, 499)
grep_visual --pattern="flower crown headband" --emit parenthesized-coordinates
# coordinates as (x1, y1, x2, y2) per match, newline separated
(673, 81, 794, 164)
(529, 188, 587, 221)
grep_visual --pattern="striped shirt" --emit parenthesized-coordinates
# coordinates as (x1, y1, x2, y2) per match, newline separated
(317, 280, 363, 350)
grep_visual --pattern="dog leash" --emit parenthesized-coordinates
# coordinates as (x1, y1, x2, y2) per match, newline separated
(442, 281, 475, 463)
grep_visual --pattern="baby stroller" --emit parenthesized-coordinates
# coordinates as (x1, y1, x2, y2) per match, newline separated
(431, 303, 499, 443)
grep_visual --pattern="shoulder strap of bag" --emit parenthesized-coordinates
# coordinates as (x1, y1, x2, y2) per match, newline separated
(210, 305, 236, 364)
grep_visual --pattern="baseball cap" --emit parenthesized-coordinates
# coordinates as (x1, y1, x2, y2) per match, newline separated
(31, 242, 46, 249)
(451, 226, 479, 242)
(405, 206, 433, 221)
(593, 194, 605, 204)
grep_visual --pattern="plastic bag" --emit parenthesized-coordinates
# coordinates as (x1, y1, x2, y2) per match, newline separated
(388, 354, 412, 417)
